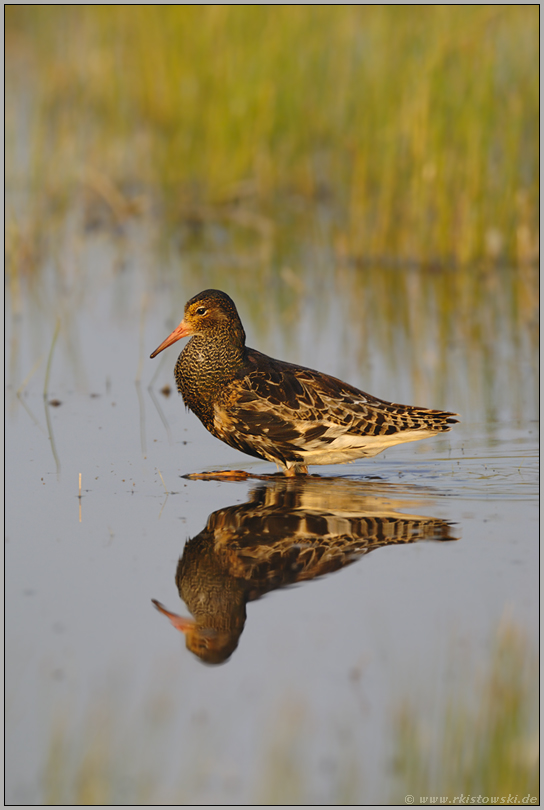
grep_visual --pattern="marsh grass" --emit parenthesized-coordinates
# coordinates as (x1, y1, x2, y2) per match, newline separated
(5, 5, 539, 267)
(31, 623, 539, 805)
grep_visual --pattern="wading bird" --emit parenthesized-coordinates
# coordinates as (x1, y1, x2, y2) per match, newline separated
(150, 289, 458, 477)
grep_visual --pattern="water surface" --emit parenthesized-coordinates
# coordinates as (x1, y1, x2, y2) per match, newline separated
(6, 218, 538, 804)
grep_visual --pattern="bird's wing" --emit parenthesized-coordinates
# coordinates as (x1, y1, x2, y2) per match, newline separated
(212, 351, 458, 465)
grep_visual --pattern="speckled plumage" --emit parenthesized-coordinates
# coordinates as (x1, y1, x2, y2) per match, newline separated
(152, 478, 458, 663)
(150, 289, 459, 474)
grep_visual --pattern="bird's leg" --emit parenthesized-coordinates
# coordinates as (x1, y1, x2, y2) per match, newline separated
(284, 464, 309, 477)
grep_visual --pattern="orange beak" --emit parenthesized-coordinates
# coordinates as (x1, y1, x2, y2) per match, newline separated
(151, 599, 195, 634)
(150, 319, 192, 358)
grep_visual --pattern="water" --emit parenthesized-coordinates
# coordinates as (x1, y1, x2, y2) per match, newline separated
(5, 217, 538, 804)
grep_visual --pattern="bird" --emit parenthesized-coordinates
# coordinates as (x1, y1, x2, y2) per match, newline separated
(150, 289, 458, 476)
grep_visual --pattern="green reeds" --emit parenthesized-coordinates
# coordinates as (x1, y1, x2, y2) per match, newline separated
(5, 5, 538, 266)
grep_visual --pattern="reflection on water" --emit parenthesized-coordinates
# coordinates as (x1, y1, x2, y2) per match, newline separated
(153, 478, 457, 664)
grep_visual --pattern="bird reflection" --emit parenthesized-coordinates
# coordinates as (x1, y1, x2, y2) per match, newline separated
(153, 478, 457, 665)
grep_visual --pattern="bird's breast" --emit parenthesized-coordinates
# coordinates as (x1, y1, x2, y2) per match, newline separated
(174, 338, 246, 431)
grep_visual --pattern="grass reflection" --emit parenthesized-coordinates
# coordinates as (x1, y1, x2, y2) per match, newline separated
(37, 623, 537, 805)
(391, 622, 539, 804)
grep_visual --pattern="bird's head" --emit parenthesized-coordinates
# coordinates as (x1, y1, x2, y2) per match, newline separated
(150, 289, 245, 358)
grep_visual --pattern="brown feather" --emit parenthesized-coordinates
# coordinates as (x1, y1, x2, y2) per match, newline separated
(150, 290, 458, 474)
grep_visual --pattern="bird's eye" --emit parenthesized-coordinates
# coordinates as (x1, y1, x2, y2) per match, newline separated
(196, 307, 207, 316)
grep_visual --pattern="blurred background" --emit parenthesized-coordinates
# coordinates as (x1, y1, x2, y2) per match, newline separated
(5, 5, 539, 805)
(5, 5, 540, 265)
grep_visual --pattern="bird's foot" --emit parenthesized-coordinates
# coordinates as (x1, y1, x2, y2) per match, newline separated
(183, 469, 254, 481)
(182, 469, 306, 482)
(183, 468, 313, 482)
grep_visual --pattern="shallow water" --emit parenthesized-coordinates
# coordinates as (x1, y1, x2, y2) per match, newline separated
(5, 219, 538, 804)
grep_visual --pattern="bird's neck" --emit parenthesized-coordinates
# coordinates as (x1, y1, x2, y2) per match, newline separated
(182, 332, 246, 374)
(175, 334, 246, 427)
